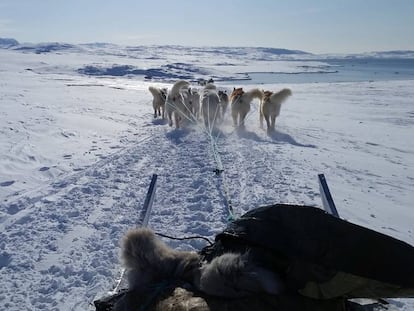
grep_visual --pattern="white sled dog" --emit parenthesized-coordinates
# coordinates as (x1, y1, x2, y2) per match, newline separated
(165, 80, 191, 128)
(218, 90, 229, 120)
(182, 88, 201, 120)
(121, 228, 283, 300)
(230, 87, 263, 128)
(201, 83, 221, 128)
(148, 86, 167, 119)
(259, 88, 292, 131)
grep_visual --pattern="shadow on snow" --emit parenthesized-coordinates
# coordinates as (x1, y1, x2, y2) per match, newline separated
(165, 128, 192, 144)
(267, 129, 317, 148)
(235, 127, 267, 142)
(152, 118, 168, 126)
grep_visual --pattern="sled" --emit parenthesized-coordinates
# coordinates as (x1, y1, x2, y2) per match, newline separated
(94, 174, 414, 311)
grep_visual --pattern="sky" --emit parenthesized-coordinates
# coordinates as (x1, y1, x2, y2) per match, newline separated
(1, 0, 414, 54)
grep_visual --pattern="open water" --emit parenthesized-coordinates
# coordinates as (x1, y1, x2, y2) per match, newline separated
(245, 58, 414, 84)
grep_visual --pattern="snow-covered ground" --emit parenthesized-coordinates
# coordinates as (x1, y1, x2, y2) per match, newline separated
(0, 44, 413, 310)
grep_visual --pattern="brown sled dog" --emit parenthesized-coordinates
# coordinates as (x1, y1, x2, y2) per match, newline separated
(259, 88, 292, 131)
(230, 87, 263, 128)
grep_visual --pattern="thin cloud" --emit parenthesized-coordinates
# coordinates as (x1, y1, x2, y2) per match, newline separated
(0, 18, 15, 34)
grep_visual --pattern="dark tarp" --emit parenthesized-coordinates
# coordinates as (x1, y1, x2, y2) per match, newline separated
(209, 204, 414, 290)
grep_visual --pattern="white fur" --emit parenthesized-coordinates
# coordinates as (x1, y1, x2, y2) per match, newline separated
(230, 88, 263, 128)
(201, 84, 221, 129)
(182, 88, 200, 120)
(259, 88, 292, 131)
(199, 252, 284, 297)
(148, 86, 167, 119)
(121, 228, 200, 289)
(189, 89, 201, 119)
(120, 229, 284, 298)
(165, 80, 191, 128)
(218, 90, 229, 120)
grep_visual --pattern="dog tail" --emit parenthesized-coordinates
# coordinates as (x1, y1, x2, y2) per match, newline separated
(270, 88, 292, 103)
(247, 88, 264, 100)
(148, 86, 163, 98)
(170, 80, 190, 95)
(121, 228, 200, 289)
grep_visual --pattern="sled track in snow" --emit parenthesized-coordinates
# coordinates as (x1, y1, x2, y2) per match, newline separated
(0, 122, 233, 310)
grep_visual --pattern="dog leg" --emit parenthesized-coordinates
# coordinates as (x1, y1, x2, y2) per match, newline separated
(231, 110, 238, 127)
(240, 112, 248, 128)
(223, 102, 228, 116)
(167, 111, 173, 127)
(174, 113, 181, 129)
(265, 115, 271, 131)
(259, 111, 264, 129)
(271, 115, 276, 130)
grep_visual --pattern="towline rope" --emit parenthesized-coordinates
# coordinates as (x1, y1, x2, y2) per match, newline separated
(208, 133, 235, 222)
(155, 232, 213, 246)
(163, 88, 237, 222)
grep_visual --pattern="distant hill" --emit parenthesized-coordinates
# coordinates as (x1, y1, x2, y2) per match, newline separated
(1, 38, 413, 59)
(13, 42, 80, 54)
(370, 50, 414, 58)
(0, 38, 310, 57)
(257, 47, 309, 55)
(0, 38, 19, 47)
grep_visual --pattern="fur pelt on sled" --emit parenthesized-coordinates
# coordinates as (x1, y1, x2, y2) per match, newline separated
(121, 228, 283, 297)
(115, 228, 346, 310)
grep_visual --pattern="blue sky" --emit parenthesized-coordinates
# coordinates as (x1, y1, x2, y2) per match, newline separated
(1, 0, 413, 53)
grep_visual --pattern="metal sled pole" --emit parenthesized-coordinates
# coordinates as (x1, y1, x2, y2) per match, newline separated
(112, 174, 158, 294)
(318, 174, 339, 218)
(140, 174, 158, 227)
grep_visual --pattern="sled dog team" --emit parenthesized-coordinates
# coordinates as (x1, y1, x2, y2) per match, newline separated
(149, 80, 292, 132)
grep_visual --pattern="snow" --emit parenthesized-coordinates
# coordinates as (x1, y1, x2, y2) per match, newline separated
(1, 43, 414, 310)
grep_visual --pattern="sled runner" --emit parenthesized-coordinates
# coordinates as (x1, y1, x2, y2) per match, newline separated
(94, 175, 414, 311)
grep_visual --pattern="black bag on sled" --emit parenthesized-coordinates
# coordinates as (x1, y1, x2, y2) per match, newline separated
(95, 204, 414, 310)
(201, 204, 414, 299)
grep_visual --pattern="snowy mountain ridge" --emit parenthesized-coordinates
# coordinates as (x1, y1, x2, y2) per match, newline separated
(2, 37, 414, 59)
